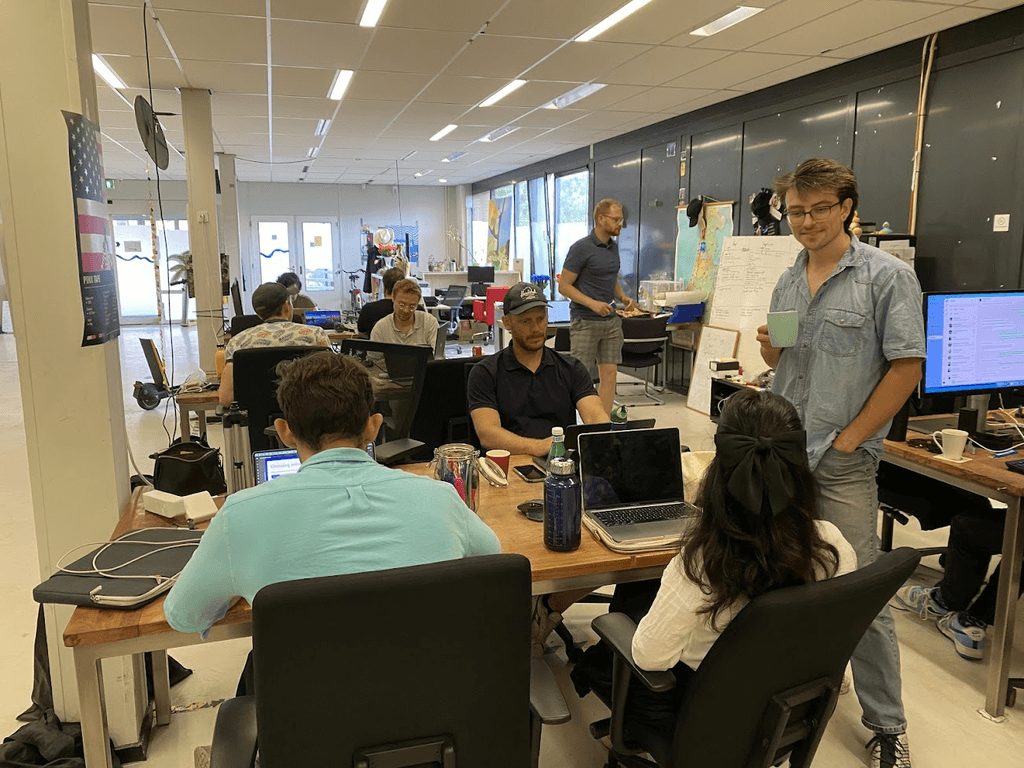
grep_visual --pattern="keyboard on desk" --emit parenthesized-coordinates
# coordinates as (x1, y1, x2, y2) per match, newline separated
(590, 503, 694, 527)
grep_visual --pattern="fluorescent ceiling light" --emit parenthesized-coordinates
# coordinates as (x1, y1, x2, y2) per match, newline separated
(307, 147, 318, 158)
(92, 54, 127, 89)
(328, 70, 354, 100)
(442, 151, 467, 162)
(439, 179, 448, 183)
(690, 6, 763, 37)
(314, 119, 330, 136)
(401, 150, 418, 161)
(576, 0, 655, 43)
(544, 83, 606, 109)
(359, 0, 389, 27)
(414, 170, 433, 177)
(479, 125, 518, 143)
(480, 79, 527, 107)
(430, 124, 458, 141)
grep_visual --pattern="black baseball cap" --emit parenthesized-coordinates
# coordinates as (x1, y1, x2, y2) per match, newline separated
(503, 282, 549, 316)
(686, 196, 704, 228)
(252, 282, 291, 318)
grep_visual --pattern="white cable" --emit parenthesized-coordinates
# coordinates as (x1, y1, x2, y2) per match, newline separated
(126, 438, 154, 487)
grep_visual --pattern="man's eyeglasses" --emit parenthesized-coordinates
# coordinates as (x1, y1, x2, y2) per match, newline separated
(395, 300, 418, 311)
(785, 200, 842, 224)
(601, 213, 624, 224)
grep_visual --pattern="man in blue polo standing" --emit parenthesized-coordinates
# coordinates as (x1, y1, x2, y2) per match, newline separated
(558, 199, 635, 415)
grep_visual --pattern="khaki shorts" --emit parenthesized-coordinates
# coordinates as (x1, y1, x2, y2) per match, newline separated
(570, 315, 623, 369)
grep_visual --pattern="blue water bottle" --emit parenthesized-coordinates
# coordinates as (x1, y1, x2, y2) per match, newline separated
(544, 457, 581, 552)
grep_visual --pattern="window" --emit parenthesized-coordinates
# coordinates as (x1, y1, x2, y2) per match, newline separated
(553, 170, 589, 298)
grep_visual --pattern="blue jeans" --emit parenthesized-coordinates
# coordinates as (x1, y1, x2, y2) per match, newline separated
(814, 447, 907, 735)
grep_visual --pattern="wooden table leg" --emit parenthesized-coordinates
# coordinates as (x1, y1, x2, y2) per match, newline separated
(985, 496, 1024, 718)
(74, 647, 112, 768)
(151, 650, 172, 726)
(179, 405, 191, 441)
(197, 411, 208, 440)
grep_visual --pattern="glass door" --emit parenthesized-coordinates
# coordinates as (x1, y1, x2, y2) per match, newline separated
(251, 216, 341, 310)
(553, 169, 590, 298)
(253, 218, 294, 285)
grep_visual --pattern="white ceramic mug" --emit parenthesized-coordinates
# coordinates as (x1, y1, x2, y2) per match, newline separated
(932, 428, 969, 460)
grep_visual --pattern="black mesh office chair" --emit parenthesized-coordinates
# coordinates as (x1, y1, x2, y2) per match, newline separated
(231, 346, 323, 453)
(617, 315, 669, 406)
(587, 548, 920, 768)
(229, 314, 262, 337)
(208, 555, 569, 768)
(408, 357, 480, 462)
(438, 284, 468, 336)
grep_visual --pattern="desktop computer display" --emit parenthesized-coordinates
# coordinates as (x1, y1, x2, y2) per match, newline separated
(923, 290, 1024, 396)
(467, 265, 495, 283)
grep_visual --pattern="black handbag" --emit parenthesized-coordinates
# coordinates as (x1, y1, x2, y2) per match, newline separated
(152, 438, 227, 497)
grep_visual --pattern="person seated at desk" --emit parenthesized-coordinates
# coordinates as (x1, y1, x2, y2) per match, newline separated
(370, 278, 439, 348)
(166, 350, 500, 643)
(358, 266, 404, 335)
(571, 389, 855, 726)
(218, 282, 330, 407)
(893, 507, 1024, 661)
(468, 282, 608, 458)
(277, 271, 316, 309)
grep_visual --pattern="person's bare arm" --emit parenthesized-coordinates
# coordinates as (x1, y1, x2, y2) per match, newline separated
(756, 323, 782, 369)
(832, 357, 922, 453)
(614, 283, 635, 312)
(218, 363, 234, 407)
(558, 269, 612, 317)
(471, 407, 552, 457)
(577, 394, 609, 423)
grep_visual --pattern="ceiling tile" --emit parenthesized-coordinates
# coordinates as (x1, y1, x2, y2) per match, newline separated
(486, 0, 624, 39)
(346, 71, 434, 101)
(493, 80, 583, 108)
(157, 10, 267, 63)
(212, 93, 269, 116)
(445, 35, 563, 79)
(381, 0, 510, 32)
(395, 102, 476, 125)
(268, 0, 363, 23)
(99, 56, 183, 90)
(97, 89, 134, 113)
(332, 98, 409, 123)
(665, 52, 808, 90)
(151, 0, 266, 13)
(460, 104, 531, 127)
(269, 19, 371, 69)
(272, 96, 336, 119)
(681, 0, 848, 51)
(824, 6, 991, 60)
(511, 108, 590, 129)
(90, 5, 172, 57)
(609, 87, 719, 114)
(181, 60, 266, 94)
(360, 28, 474, 74)
(271, 66, 338, 98)
(594, 0, 737, 44)
(418, 75, 509, 104)
(602, 46, 732, 86)
(523, 41, 652, 81)
(732, 55, 842, 93)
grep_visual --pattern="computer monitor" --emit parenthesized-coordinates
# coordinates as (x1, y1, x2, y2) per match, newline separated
(467, 265, 495, 283)
(230, 280, 244, 316)
(922, 290, 1024, 396)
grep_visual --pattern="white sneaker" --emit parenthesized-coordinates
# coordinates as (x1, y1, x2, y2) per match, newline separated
(839, 663, 853, 695)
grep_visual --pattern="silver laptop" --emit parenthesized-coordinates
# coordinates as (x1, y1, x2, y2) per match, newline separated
(577, 427, 695, 544)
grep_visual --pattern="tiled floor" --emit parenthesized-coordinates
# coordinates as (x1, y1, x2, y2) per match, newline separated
(2, 324, 1023, 767)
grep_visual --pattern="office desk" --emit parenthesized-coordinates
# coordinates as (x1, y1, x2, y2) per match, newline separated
(882, 437, 1024, 719)
(174, 390, 219, 440)
(64, 459, 677, 767)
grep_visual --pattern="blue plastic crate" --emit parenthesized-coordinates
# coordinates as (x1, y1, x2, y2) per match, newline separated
(667, 303, 705, 323)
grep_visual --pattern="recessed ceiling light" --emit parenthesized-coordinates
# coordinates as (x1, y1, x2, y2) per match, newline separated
(328, 70, 354, 100)
(314, 119, 330, 136)
(442, 151, 467, 162)
(439, 179, 448, 183)
(480, 79, 527, 108)
(430, 124, 458, 141)
(92, 54, 127, 89)
(544, 83, 607, 109)
(575, 0, 655, 43)
(479, 125, 518, 143)
(690, 6, 763, 37)
(359, 0, 389, 28)
(414, 170, 433, 177)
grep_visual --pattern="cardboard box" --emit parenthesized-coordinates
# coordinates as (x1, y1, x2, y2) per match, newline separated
(458, 319, 475, 341)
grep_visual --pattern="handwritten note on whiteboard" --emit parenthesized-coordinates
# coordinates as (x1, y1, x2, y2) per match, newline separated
(687, 326, 740, 415)
(708, 236, 803, 379)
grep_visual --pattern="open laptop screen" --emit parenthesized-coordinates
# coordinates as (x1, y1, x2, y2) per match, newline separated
(302, 310, 341, 328)
(577, 428, 685, 510)
(253, 449, 301, 485)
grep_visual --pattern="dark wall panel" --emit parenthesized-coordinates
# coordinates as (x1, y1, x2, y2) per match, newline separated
(688, 126, 742, 211)
(916, 49, 1024, 292)
(594, 151, 641, 295)
(852, 80, 918, 234)
(638, 142, 680, 282)
(739, 97, 854, 235)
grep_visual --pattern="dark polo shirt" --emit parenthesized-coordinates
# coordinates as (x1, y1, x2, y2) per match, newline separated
(357, 298, 394, 335)
(563, 230, 621, 321)
(467, 344, 597, 440)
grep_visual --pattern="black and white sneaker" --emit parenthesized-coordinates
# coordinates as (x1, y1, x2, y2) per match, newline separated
(866, 732, 911, 768)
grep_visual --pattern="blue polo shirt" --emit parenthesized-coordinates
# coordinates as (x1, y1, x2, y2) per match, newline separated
(563, 231, 621, 321)
(467, 344, 598, 439)
(164, 448, 500, 638)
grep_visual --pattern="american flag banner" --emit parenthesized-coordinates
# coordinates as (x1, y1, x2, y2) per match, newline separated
(63, 110, 119, 345)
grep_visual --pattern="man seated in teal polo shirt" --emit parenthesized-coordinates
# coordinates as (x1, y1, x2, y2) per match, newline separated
(165, 350, 500, 639)
(468, 282, 608, 458)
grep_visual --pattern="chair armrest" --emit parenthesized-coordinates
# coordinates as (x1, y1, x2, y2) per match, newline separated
(622, 335, 670, 343)
(530, 658, 571, 725)
(592, 613, 677, 693)
(210, 696, 258, 768)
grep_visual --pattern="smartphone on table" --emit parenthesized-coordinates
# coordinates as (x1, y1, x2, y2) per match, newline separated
(513, 464, 547, 483)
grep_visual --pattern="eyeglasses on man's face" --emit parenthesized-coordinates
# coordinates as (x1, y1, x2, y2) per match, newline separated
(785, 200, 843, 224)
(395, 300, 418, 311)
(601, 213, 624, 224)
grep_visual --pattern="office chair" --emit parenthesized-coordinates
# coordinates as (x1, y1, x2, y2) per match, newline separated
(208, 555, 570, 768)
(231, 346, 323, 453)
(617, 315, 669, 406)
(228, 314, 262, 337)
(408, 357, 480, 461)
(587, 547, 920, 768)
(438, 284, 468, 336)
(339, 339, 430, 465)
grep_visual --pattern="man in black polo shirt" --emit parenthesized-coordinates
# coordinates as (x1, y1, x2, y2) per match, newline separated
(468, 282, 607, 458)
(357, 266, 403, 335)
(558, 198, 636, 415)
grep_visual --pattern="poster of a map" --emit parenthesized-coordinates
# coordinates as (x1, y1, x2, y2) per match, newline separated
(674, 201, 733, 321)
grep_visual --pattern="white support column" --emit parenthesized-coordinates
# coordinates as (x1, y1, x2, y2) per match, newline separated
(180, 88, 223, 374)
(0, 0, 143, 746)
(217, 153, 244, 310)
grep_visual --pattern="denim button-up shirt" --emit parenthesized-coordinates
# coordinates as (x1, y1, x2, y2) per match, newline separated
(769, 237, 925, 470)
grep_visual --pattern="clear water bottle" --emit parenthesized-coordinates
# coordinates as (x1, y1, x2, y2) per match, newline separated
(548, 426, 566, 466)
(544, 457, 581, 552)
(610, 404, 628, 429)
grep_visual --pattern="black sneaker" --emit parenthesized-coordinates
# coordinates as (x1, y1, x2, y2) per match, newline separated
(866, 733, 911, 768)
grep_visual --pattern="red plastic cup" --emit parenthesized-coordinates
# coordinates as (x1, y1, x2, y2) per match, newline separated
(485, 449, 510, 476)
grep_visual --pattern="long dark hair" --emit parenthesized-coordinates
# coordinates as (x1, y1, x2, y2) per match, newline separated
(681, 388, 840, 629)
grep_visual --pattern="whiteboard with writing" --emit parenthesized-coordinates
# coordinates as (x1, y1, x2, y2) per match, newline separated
(708, 236, 803, 378)
(687, 326, 740, 415)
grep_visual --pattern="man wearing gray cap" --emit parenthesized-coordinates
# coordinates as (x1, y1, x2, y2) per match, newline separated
(468, 282, 607, 458)
(218, 282, 330, 407)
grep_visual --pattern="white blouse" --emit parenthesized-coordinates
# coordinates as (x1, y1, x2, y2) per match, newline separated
(631, 520, 856, 671)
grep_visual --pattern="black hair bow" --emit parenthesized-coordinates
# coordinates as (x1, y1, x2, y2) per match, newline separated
(713, 430, 807, 517)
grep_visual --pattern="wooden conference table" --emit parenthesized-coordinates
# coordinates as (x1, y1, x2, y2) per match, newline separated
(63, 457, 678, 768)
(882, 432, 1024, 720)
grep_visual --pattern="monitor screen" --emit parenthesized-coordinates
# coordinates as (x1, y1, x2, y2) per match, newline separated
(577, 428, 684, 510)
(923, 290, 1024, 395)
(467, 265, 495, 283)
(253, 449, 301, 485)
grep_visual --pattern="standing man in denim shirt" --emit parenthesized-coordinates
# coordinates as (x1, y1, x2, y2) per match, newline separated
(756, 159, 924, 768)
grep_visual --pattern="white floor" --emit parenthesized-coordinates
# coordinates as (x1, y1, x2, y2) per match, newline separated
(2, 324, 1023, 767)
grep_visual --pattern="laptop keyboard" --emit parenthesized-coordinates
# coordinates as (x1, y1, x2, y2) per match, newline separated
(591, 503, 693, 527)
